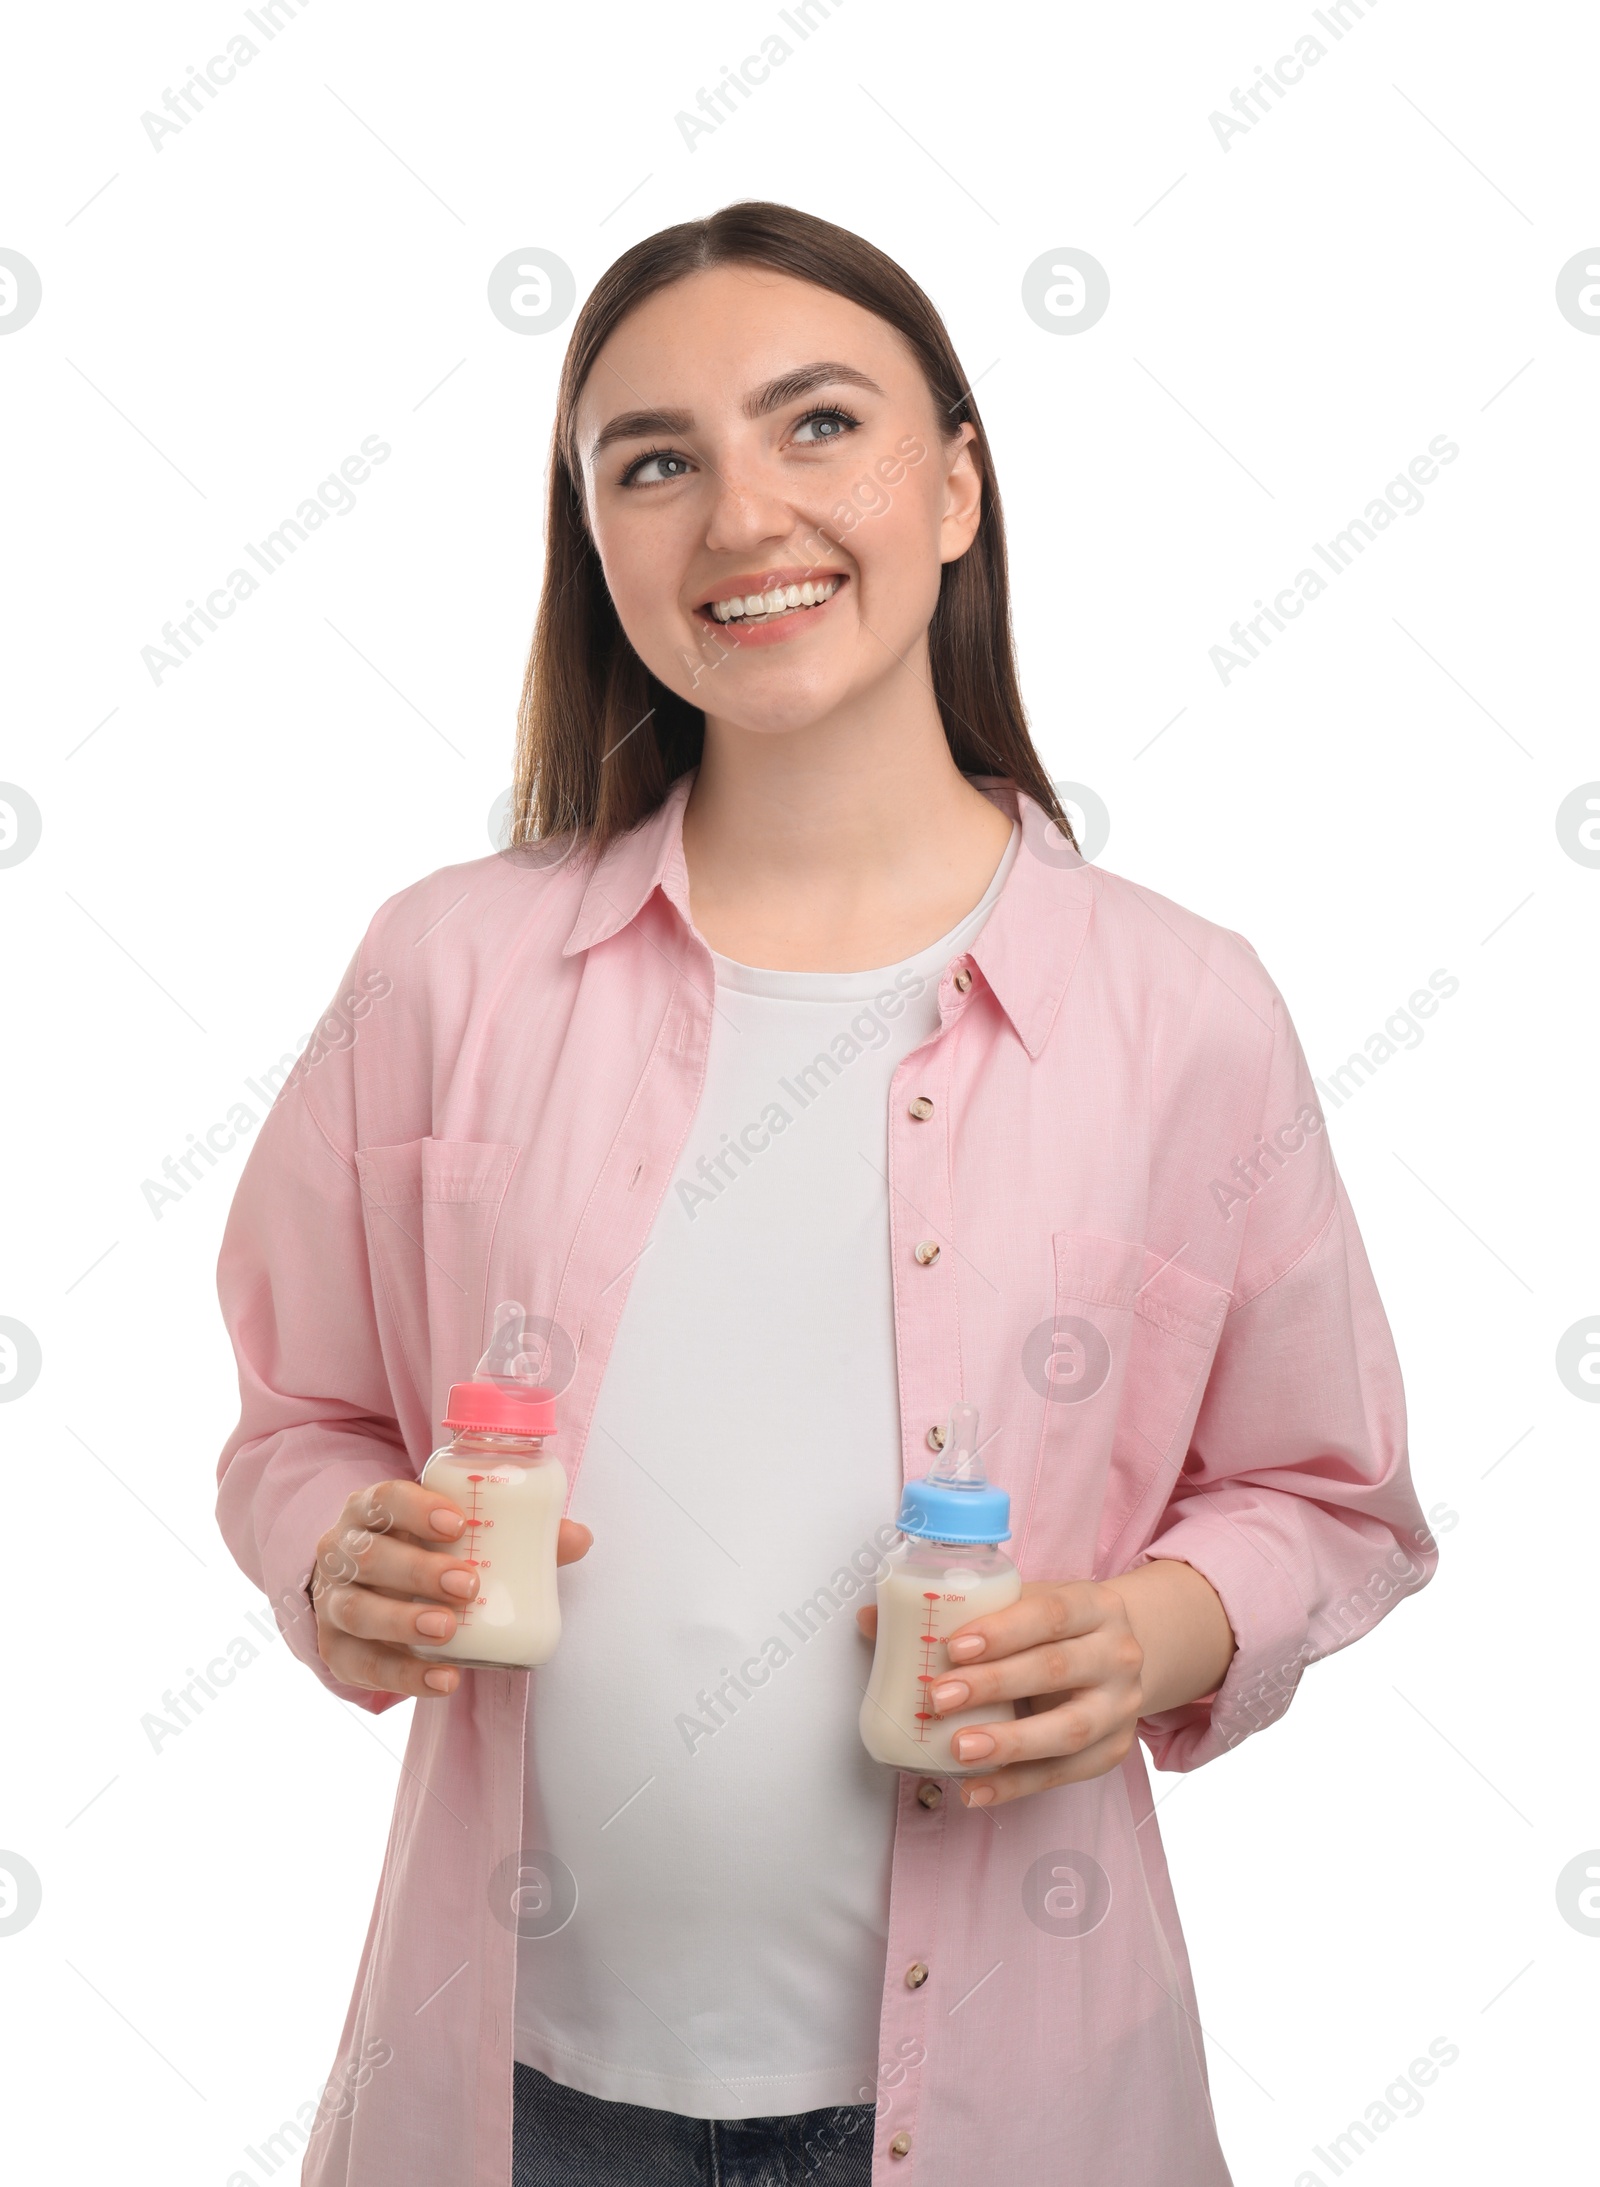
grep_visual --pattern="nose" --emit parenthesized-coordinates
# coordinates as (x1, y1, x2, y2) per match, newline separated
(701, 444, 801, 561)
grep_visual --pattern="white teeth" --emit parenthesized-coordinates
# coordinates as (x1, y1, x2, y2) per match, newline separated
(708, 576, 839, 621)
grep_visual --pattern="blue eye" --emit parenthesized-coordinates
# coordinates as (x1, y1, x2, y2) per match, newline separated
(618, 404, 861, 486)
(621, 447, 692, 487)
(792, 406, 860, 443)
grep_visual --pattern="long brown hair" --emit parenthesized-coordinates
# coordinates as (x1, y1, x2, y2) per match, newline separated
(512, 200, 1074, 856)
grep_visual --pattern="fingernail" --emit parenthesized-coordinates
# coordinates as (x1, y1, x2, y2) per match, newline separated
(930, 1680, 968, 1711)
(430, 1509, 464, 1536)
(423, 1668, 455, 1692)
(954, 1731, 995, 1761)
(947, 1635, 984, 1662)
(415, 1611, 453, 1638)
(963, 1782, 995, 1806)
(439, 1569, 477, 1598)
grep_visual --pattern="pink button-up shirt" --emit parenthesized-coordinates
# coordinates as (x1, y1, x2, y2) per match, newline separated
(215, 773, 1434, 2185)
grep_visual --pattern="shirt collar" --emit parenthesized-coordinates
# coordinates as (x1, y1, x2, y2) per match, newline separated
(962, 776, 1097, 1058)
(563, 769, 1097, 1059)
(561, 773, 698, 958)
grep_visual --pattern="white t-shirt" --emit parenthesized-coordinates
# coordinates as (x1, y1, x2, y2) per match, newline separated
(513, 825, 1020, 2118)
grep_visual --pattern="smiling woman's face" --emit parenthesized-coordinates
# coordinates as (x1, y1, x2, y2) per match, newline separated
(574, 264, 981, 738)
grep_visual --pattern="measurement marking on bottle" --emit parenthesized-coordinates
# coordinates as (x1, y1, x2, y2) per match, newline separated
(458, 1473, 487, 1626)
(913, 1591, 943, 1737)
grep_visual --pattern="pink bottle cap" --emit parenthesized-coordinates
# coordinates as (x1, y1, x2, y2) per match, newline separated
(442, 1381, 556, 1435)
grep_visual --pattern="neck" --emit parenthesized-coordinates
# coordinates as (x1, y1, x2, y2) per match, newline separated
(680, 654, 1014, 969)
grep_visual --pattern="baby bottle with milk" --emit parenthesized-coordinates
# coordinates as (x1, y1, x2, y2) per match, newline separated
(410, 1302, 567, 1672)
(859, 1401, 1022, 1775)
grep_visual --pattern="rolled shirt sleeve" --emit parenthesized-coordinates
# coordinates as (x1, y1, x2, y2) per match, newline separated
(1136, 971, 1438, 1771)
(214, 949, 409, 1716)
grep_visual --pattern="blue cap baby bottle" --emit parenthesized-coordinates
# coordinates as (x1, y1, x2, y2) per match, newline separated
(859, 1401, 1022, 1775)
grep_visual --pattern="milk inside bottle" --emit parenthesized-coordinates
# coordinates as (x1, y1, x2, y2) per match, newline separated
(410, 1302, 567, 1671)
(859, 1401, 1021, 1775)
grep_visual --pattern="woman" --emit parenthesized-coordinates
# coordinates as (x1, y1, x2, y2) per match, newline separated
(216, 201, 1435, 2187)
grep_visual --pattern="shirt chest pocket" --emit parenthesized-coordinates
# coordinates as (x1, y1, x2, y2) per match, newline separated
(353, 1136, 520, 1448)
(1038, 1231, 1232, 1575)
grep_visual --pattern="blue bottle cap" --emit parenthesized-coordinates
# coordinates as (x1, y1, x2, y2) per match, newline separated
(897, 1477, 1012, 1546)
(900, 1401, 1010, 1542)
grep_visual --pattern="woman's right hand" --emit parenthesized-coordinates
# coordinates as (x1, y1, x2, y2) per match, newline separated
(311, 1479, 593, 1699)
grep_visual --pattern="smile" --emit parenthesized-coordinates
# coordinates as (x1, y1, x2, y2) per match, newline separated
(698, 574, 844, 627)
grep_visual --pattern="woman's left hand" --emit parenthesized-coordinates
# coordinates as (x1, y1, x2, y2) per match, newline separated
(857, 1578, 1145, 1808)
(855, 1557, 1234, 1807)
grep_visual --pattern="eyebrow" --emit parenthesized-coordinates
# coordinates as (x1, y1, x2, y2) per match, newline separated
(587, 361, 886, 462)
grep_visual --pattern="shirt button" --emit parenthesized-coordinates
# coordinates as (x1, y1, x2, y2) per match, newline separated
(953, 966, 972, 994)
(917, 1778, 943, 1809)
(908, 1095, 934, 1121)
(914, 1240, 941, 1266)
(926, 1425, 946, 1452)
(890, 2133, 912, 2158)
(905, 1962, 929, 1989)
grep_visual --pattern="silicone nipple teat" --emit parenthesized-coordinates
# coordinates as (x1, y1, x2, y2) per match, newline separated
(475, 1300, 552, 1387)
(926, 1400, 984, 1488)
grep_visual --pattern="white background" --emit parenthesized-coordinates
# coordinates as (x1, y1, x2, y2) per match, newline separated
(1, 2, 1595, 2180)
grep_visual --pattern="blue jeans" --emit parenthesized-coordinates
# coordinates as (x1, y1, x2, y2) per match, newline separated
(512, 2061, 877, 2186)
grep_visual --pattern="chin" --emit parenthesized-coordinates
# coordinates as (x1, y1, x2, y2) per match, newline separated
(712, 680, 857, 738)
(648, 651, 852, 738)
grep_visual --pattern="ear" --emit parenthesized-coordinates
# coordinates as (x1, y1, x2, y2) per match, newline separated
(938, 423, 983, 565)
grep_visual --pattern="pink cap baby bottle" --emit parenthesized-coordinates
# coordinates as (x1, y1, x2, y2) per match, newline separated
(411, 1302, 567, 1671)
